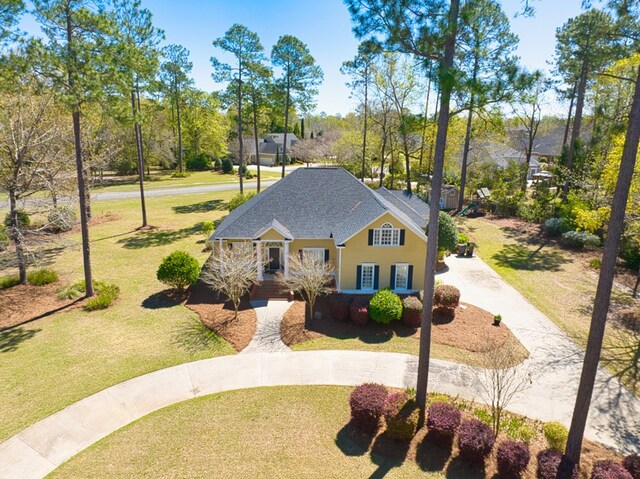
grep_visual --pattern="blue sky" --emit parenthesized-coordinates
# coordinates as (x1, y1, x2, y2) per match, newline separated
(22, 0, 586, 115)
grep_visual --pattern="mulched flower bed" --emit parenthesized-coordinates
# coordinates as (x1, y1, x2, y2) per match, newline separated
(0, 283, 80, 330)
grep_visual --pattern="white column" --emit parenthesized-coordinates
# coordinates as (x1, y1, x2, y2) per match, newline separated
(284, 241, 290, 279)
(337, 247, 342, 291)
(218, 239, 223, 261)
(255, 242, 263, 281)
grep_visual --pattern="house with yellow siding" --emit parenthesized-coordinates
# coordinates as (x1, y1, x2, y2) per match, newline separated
(210, 167, 429, 295)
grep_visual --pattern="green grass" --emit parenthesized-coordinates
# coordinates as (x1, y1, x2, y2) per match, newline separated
(0, 191, 236, 442)
(49, 386, 432, 479)
(92, 169, 283, 193)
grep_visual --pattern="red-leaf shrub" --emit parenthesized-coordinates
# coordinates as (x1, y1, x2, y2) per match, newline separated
(329, 294, 352, 322)
(536, 450, 580, 479)
(427, 402, 461, 446)
(624, 455, 640, 479)
(592, 461, 634, 479)
(497, 440, 531, 479)
(457, 419, 495, 464)
(350, 297, 370, 326)
(433, 284, 460, 309)
(402, 296, 422, 327)
(349, 383, 387, 434)
(383, 392, 419, 442)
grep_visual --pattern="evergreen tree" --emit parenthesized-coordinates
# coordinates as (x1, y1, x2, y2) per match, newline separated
(245, 60, 272, 192)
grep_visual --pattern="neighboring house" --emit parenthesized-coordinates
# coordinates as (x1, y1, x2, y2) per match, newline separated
(462, 140, 541, 181)
(210, 167, 429, 294)
(247, 133, 299, 167)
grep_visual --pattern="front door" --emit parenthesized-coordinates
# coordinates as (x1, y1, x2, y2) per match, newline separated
(268, 247, 281, 272)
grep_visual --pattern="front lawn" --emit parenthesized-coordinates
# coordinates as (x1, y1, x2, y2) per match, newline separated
(0, 191, 237, 442)
(48, 386, 620, 479)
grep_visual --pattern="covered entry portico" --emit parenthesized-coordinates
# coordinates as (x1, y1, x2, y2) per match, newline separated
(254, 240, 290, 281)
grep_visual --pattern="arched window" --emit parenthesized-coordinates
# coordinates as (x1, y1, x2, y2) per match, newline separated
(373, 222, 400, 246)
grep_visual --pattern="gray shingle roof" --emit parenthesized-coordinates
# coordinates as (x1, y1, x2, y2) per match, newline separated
(212, 167, 428, 245)
(376, 188, 430, 229)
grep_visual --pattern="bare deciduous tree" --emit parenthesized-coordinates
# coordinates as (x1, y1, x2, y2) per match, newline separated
(202, 246, 262, 320)
(276, 253, 334, 327)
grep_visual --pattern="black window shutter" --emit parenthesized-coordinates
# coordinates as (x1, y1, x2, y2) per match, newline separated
(374, 265, 380, 290)
(324, 249, 330, 262)
(390, 265, 396, 290)
(298, 249, 303, 259)
(356, 265, 362, 290)
(368, 229, 374, 245)
(408, 265, 414, 289)
(400, 229, 406, 245)
(228, 243, 233, 249)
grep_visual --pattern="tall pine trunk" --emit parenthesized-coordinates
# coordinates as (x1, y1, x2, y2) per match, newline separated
(403, 132, 412, 194)
(131, 88, 147, 227)
(361, 65, 368, 182)
(176, 89, 183, 173)
(379, 126, 388, 188)
(252, 90, 261, 193)
(563, 82, 577, 147)
(419, 62, 433, 170)
(564, 66, 640, 466)
(237, 68, 244, 194)
(281, 79, 291, 178)
(458, 53, 479, 210)
(562, 60, 588, 201)
(416, 0, 460, 422)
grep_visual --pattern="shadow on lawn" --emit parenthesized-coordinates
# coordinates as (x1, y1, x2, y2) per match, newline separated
(0, 244, 68, 273)
(172, 199, 226, 214)
(142, 290, 183, 309)
(368, 432, 411, 479)
(0, 327, 40, 353)
(492, 243, 571, 272)
(117, 223, 203, 249)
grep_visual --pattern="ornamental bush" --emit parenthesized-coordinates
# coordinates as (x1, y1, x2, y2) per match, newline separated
(4, 210, 30, 229)
(329, 294, 352, 322)
(457, 419, 495, 464)
(369, 289, 403, 324)
(349, 383, 388, 434)
(438, 211, 458, 252)
(561, 230, 601, 250)
(227, 192, 256, 211)
(350, 297, 369, 326)
(544, 217, 568, 238)
(497, 440, 531, 479)
(27, 268, 58, 286)
(592, 461, 634, 479)
(542, 421, 568, 452)
(383, 392, 419, 442)
(84, 282, 120, 311)
(156, 251, 201, 291)
(623, 455, 640, 479)
(221, 157, 233, 174)
(402, 296, 422, 327)
(186, 153, 213, 171)
(433, 284, 460, 310)
(536, 450, 580, 479)
(427, 402, 461, 446)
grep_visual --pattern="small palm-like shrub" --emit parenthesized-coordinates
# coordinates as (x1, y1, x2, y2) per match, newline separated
(0, 275, 20, 289)
(561, 230, 601, 249)
(402, 296, 422, 327)
(157, 251, 201, 291)
(623, 455, 640, 479)
(228, 192, 256, 211)
(592, 461, 634, 479)
(27, 268, 58, 286)
(427, 401, 461, 446)
(350, 297, 369, 326)
(457, 419, 495, 464)
(383, 392, 419, 442)
(349, 383, 388, 434)
(497, 440, 531, 479)
(84, 283, 120, 311)
(542, 421, 568, 452)
(329, 294, 352, 322)
(536, 450, 579, 479)
(369, 289, 402, 324)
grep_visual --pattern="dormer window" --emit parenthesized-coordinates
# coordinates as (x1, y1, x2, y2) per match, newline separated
(373, 222, 400, 246)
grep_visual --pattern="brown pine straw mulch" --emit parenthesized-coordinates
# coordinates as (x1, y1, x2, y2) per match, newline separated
(281, 298, 517, 355)
(0, 282, 81, 330)
(185, 282, 257, 352)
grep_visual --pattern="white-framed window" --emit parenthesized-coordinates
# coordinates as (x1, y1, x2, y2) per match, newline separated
(395, 264, 409, 290)
(303, 247, 325, 264)
(361, 263, 375, 290)
(372, 222, 401, 246)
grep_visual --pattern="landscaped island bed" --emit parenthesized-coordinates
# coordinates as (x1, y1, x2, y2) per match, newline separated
(48, 386, 622, 479)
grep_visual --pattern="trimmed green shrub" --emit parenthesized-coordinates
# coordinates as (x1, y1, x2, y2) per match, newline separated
(349, 383, 388, 434)
(171, 171, 189, 178)
(402, 296, 422, 328)
(350, 297, 369, 326)
(536, 450, 579, 479)
(84, 283, 120, 311)
(239, 163, 248, 175)
(156, 251, 201, 291)
(329, 294, 352, 322)
(244, 169, 254, 179)
(4, 210, 30, 229)
(544, 217, 568, 238)
(561, 231, 600, 250)
(433, 284, 460, 310)
(227, 192, 256, 211)
(438, 211, 458, 252)
(427, 401, 461, 446)
(221, 158, 233, 174)
(497, 440, 531, 479)
(186, 153, 213, 171)
(27, 269, 58, 286)
(592, 461, 633, 479)
(623, 455, 640, 479)
(383, 392, 419, 442)
(458, 233, 469, 244)
(457, 419, 495, 464)
(47, 206, 77, 233)
(0, 275, 20, 289)
(620, 235, 640, 270)
(213, 158, 222, 171)
(202, 221, 215, 238)
(369, 289, 402, 324)
(542, 421, 568, 452)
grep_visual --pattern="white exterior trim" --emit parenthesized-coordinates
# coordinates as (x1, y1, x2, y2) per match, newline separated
(337, 247, 343, 291)
(339, 209, 427, 246)
(360, 263, 375, 291)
